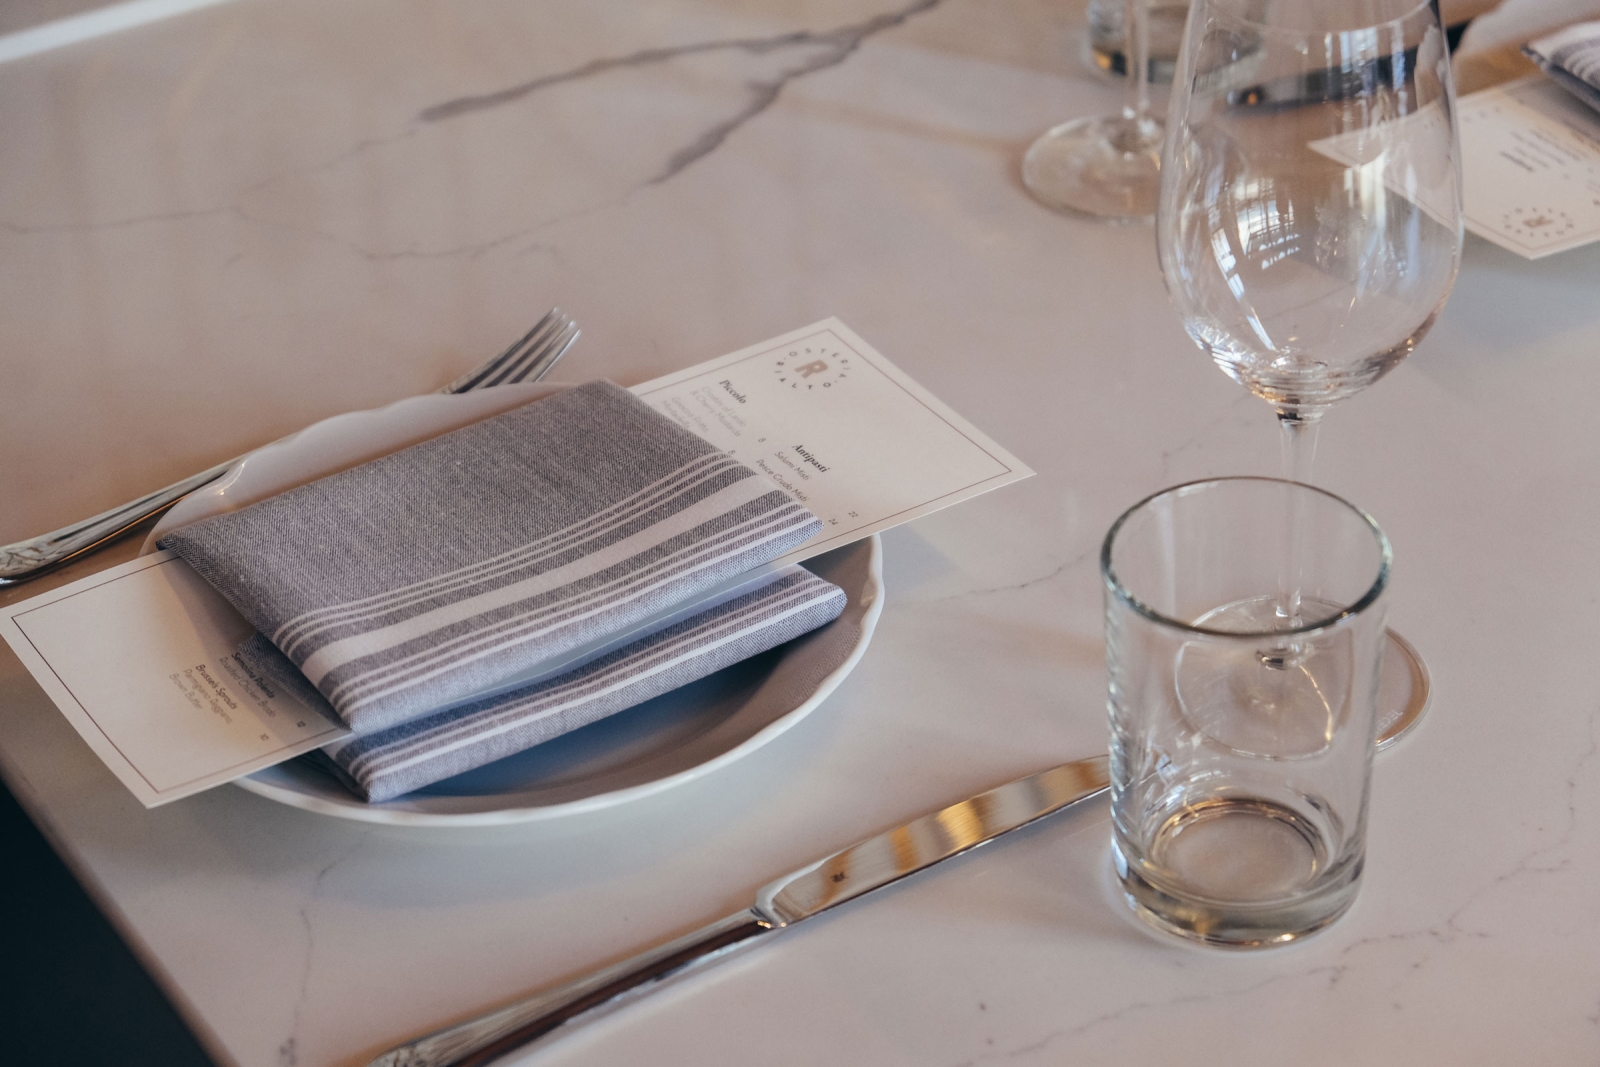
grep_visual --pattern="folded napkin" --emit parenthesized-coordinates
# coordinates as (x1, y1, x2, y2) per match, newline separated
(160, 381, 823, 733)
(1453, 0, 1600, 93)
(1526, 20, 1600, 111)
(249, 566, 846, 801)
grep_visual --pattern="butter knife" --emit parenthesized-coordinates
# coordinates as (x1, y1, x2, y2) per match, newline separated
(369, 755, 1110, 1067)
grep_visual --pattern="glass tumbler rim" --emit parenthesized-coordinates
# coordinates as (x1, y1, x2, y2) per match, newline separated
(1197, 0, 1440, 36)
(1100, 476, 1393, 639)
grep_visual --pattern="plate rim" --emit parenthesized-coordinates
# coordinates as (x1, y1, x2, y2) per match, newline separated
(232, 534, 882, 826)
(143, 382, 566, 553)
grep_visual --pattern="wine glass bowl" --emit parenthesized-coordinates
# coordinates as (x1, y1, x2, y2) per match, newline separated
(1157, 0, 1462, 421)
(1154, 0, 1462, 750)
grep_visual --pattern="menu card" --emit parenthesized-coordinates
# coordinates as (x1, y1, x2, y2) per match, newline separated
(0, 319, 1031, 806)
(637, 319, 1025, 566)
(2, 554, 348, 804)
(1312, 75, 1600, 259)
(1455, 76, 1600, 258)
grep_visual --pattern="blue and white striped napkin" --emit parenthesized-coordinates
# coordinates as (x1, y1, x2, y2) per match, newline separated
(160, 381, 825, 736)
(1526, 21, 1600, 114)
(247, 566, 845, 801)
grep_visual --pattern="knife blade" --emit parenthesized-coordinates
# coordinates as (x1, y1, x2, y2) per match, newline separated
(368, 754, 1110, 1067)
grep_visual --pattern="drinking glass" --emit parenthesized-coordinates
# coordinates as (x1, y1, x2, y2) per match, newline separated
(1088, 0, 1193, 84)
(1104, 478, 1391, 946)
(1156, 0, 1461, 708)
(1023, 0, 1163, 219)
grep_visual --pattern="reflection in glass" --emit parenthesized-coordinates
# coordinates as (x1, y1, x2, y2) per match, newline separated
(1158, 0, 1462, 624)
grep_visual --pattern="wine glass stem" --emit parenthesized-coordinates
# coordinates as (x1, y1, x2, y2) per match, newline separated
(1277, 410, 1323, 627)
(1125, 0, 1151, 126)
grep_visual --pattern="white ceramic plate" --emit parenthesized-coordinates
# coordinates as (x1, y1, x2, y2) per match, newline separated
(144, 382, 567, 551)
(149, 387, 882, 826)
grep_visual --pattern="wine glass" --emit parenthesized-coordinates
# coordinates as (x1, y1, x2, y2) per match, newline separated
(1156, 0, 1462, 747)
(1023, 0, 1163, 220)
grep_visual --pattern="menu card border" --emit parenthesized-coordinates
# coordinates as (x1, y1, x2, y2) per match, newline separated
(635, 317, 1032, 558)
(1, 552, 347, 805)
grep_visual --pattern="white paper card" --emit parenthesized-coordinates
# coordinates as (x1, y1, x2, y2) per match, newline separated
(634, 318, 1031, 565)
(1455, 77, 1600, 258)
(0, 553, 348, 806)
(1311, 76, 1600, 258)
(1, 319, 1031, 806)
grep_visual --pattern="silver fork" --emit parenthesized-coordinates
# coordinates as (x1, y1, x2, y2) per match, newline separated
(0, 309, 580, 586)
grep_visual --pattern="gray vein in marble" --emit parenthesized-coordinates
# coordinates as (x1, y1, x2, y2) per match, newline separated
(221, 200, 509, 264)
(1488, 705, 1598, 879)
(2, 3, 950, 257)
(0, 131, 420, 242)
(1284, 728, 1600, 1008)
(948, 709, 1600, 1065)
(946, 968, 1344, 1067)
(1157, 393, 1260, 483)
(1326, 707, 1600, 978)
(417, 0, 946, 184)
(911, 545, 1095, 606)
(0, 208, 231, 236)
(279, 837, 368, 1067)
(223, 182, 624, 266)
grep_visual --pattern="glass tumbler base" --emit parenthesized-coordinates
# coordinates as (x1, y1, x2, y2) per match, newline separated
(1113, 822, 1363, 948)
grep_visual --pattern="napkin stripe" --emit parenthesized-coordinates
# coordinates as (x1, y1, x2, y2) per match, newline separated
(278, 464, 738, 651)
(293, 475, 783, 683)
(323, 567, 848, 802)
(300, 497, 816, 727)
(161, 381, 825, 732)
(322, 503, 816, 717)
(322, 509, 817, 724)
(278, 455, 756, 655)
(274, 451, 744, 651)
(345, 573, 830, 776)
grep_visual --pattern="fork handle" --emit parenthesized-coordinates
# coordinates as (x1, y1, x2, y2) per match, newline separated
(0, 323, 578, 587)
(0, 459, 238, 585)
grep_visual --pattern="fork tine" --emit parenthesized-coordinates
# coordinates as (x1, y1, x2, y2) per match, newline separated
(504, 321, 579, 386)
(441, 308, 559, 394)
(483, 312, 573, 387)
(472, 310, 564, 390)
(478, 313, 566, 388)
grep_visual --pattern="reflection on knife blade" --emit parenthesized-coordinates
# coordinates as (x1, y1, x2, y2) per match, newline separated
(757, 757, 1108, 924)
(369, 755, 1110, 1067)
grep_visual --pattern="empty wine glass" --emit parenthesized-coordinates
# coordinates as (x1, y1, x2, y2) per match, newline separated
(1023, 0, 1163, 220)
(1156, 0, 1462, 745)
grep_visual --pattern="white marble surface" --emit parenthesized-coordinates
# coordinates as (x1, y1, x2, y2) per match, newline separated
(3, 1, 1600, 1065)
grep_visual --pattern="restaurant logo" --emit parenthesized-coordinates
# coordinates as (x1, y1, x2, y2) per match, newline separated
(772, 340, 851, 392)
(1502, 205, 1575, 243)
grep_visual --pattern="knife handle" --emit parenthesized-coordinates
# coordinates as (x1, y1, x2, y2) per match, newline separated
(368, 910, 777, 1067)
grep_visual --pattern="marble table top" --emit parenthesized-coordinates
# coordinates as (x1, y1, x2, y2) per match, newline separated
(3, 1, 1599, 1065)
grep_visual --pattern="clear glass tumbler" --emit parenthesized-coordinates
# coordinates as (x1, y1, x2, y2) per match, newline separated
(1102, 478, 1391, 947)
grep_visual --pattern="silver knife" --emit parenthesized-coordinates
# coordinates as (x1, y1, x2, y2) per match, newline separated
(369, 755, 1110, 1067)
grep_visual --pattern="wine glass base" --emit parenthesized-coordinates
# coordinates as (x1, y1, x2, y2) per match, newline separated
(1376, 628, 1429, 750)
(1172, 613, 1427, 754)
(1022, 113, 1163, 221)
